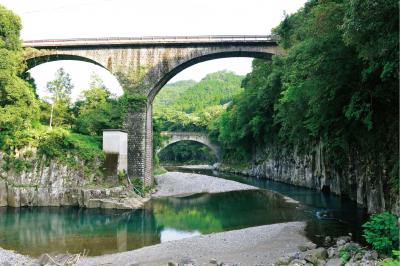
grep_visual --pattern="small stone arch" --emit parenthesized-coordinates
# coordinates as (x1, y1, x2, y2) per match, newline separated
(157, 132, 221, 161)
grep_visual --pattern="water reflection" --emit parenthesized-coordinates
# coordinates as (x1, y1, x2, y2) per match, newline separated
(0, 190, 302, 256)
(0, 207, 160, 256)
(167, 167, 368, 243)
(160, 228, 200, 242)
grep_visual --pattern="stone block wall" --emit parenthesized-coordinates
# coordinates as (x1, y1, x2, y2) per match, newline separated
(124, 106, 148, 183)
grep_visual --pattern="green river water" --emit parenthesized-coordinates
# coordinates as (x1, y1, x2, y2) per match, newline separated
(0, 169, 367, 257)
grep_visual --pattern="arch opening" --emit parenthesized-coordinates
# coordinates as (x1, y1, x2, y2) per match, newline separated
(148, 51, 273, 103)
(28, 60, 123, 103)
(25, 54, 106, 71)
(158, 140, 219, 166)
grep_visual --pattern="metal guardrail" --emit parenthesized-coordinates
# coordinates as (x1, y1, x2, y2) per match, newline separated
(22, 35, 279, 47)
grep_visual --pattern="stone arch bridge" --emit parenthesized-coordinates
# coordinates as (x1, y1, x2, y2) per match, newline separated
(23, 35, 282, 186)
(157, 131, 221, 160)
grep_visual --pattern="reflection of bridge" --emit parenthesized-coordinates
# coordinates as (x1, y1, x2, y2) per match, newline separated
(24, 35, 281, 186)
(158, 131, 221, 161)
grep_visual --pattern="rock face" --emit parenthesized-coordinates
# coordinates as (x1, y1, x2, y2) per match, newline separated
(0, 155, 146, 209)
(0, 180, 8, 207)
(218, 143, 399, 215)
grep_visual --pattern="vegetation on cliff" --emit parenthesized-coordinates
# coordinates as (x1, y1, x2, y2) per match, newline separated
(210, 0, 398, 197)
(0, 5, 111, 175)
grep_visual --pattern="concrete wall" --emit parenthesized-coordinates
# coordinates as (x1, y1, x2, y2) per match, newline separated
(103, 130, 128, 173)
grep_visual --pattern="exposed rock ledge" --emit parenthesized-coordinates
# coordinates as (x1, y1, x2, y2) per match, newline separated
(0, 179, 148, 209)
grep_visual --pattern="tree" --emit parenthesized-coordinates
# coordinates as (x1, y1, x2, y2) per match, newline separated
(46, 68, 73, 128)
(0, 5, 39, 150)
(73, 75, 122, 136)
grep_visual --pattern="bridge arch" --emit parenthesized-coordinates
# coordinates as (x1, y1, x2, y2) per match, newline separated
(157, 132, 221, 161)
(148, 51, 274, 103)
(25, 54, 107, 71)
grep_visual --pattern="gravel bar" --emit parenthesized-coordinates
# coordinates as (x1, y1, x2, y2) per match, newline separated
(153, 171, 258, 198)
(77, 222, 308, 266)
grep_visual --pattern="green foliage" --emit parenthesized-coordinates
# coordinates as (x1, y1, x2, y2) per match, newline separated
(117, 169, 127, 183)
(212, 0, 398, 193)
(131, 177, 153, 196)
(339, 243, 362, 263)
(46, 68, 74, 127)
(153, 80, 195, 106)
(73, 75, 122, 136)
(210, 59, 282, 162)
(380, 250, 400, 266)
(339, 249, 351, 264)
(37, 127, 104, 165)
(363, 212, 399, 255)
(159, 141, 217, 165)
(154, 71, 243, 132)
(0, 4, 40, 149)
(119, 93, 147, 112)
(115, 65, 149, 94)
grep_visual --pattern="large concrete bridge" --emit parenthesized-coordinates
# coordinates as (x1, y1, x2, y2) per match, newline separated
(23, 35, 282, 186)
(157, 131, 221, 160)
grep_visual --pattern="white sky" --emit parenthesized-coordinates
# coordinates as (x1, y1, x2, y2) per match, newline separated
(0, 0, 306, 101)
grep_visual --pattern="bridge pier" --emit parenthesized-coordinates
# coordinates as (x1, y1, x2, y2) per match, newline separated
(124, 104, 153, 187)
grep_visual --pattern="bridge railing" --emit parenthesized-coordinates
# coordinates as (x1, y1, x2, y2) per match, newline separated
(160, 131, 208, 137)
(22, 35, 280, 47)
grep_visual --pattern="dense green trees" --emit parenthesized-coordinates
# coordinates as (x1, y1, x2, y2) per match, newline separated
(154, 71, 243, 132)
(0, 5, 40, 151)
(73, 75, 122, 136)
(159, 141, 217, 165)
(212, 0, 398, 188)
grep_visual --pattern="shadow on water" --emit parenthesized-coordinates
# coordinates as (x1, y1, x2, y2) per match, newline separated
(165, 167, 369, 245)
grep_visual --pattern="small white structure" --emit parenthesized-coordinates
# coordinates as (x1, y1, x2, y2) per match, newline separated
(103, 129, 128, 174)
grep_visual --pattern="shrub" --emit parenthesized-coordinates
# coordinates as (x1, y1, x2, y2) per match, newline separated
(381, 250, 400, 266)
(362, 212, 399, 255)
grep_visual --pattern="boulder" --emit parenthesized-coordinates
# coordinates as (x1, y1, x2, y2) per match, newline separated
(289, 259, 307, 266)
(325, 259, 342, 266)
(327, 247, 337, 258)
(304, 248, 328, 265)
(298, 242, 318, 252)
(336, 236, 351, 246)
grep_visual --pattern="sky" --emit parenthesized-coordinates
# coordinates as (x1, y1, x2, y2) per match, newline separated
(0, 0, 306, 101)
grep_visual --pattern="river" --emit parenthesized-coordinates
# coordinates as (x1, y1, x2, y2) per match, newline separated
(0, 168, 367, 257)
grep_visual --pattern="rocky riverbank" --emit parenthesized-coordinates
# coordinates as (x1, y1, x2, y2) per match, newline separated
(216, 144, 399, 215)
(271, 235, 381, 266)
(0, 180, 148, 209)
(0, 154, 148, 209)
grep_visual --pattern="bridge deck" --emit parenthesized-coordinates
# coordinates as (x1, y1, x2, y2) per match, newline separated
(22, 35, 278, 48)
